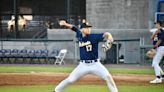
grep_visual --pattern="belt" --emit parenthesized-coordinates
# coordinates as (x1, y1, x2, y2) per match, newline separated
(81, 59, 98, 63)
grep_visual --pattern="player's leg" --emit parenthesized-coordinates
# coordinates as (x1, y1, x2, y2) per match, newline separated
(54, 62, 88, 92)
(150, 47, 163, 83)
(160, 47, 164, 79)
(91, 61, 118, 92)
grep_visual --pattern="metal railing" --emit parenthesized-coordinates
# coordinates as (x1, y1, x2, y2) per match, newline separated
(0, 38, 142, 64)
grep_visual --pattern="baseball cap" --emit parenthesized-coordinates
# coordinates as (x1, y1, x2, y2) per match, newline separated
(80, 23, 92, 29)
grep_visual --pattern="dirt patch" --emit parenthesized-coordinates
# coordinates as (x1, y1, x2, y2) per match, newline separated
(0, 72, 161, 86)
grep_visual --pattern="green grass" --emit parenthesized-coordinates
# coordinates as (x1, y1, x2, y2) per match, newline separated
(0, 66, 74, 73)
(0, 65, 155, 74)
(0, 85, 164, 92)
(0, 85, 53, 92)
(108, 68, 154, 75)
(119, 85, 164, 92)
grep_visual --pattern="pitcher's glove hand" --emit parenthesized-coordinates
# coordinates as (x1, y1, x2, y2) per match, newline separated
(146, 49, 156, 59)
(102, 40, 113, 52)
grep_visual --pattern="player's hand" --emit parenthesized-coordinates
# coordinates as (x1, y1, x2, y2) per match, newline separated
(59, 20, 66, 26)
(103, 32, 113, 42)
(107, 38, 113, 43)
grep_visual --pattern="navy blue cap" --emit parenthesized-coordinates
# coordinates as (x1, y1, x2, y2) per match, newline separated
(80, 23, 92, 29)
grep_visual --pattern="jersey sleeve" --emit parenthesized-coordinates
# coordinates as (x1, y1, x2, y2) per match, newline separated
(92, 34, 104, 41)
(71, 26, 81, 39)
(71, 26, 78, 32)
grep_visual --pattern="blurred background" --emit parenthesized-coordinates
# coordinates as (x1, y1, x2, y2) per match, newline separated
(0, 0, 163, 65)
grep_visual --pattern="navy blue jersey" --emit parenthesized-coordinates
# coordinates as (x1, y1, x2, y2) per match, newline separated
(72, 26, 104, 60)
(157, 28, 164, 46)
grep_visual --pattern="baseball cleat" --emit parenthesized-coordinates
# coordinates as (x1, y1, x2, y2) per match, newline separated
(150, 78, 162, 84)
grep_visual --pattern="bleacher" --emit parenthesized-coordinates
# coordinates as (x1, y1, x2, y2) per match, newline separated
(0, 49, 59, 64)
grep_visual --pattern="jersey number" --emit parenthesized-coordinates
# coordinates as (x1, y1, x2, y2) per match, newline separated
(86, 45, 92, 52)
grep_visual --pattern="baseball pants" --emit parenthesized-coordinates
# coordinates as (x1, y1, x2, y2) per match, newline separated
(152, 46, 164, 76)
(54, 60, 118, 92)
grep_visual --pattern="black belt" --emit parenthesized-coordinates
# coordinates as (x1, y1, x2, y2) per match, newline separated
(81, 59, 98, 63)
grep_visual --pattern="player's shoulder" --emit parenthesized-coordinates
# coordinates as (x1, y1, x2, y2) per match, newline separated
(89, 33, 103, 37)
(90, 33, 104, 35)
(88, 34, 104, 41)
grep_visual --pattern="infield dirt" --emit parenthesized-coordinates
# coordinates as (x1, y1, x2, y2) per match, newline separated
(0, 73, 160, 86)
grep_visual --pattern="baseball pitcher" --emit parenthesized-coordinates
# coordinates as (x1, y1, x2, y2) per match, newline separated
(150, 21, 164, 84)
(53, 20, 118, 92)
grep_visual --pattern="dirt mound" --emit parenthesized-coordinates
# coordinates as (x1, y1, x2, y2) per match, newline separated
(0, 73, 158, 86)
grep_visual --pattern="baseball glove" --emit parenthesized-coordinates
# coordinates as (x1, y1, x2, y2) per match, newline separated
(102, 41, 113, 52)
(146, 49, 156, 59)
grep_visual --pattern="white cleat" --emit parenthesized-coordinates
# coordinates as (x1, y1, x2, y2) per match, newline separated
(150, 78, 162, 84)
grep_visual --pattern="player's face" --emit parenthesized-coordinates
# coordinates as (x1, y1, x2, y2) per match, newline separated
(81, 28, 91, 35)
